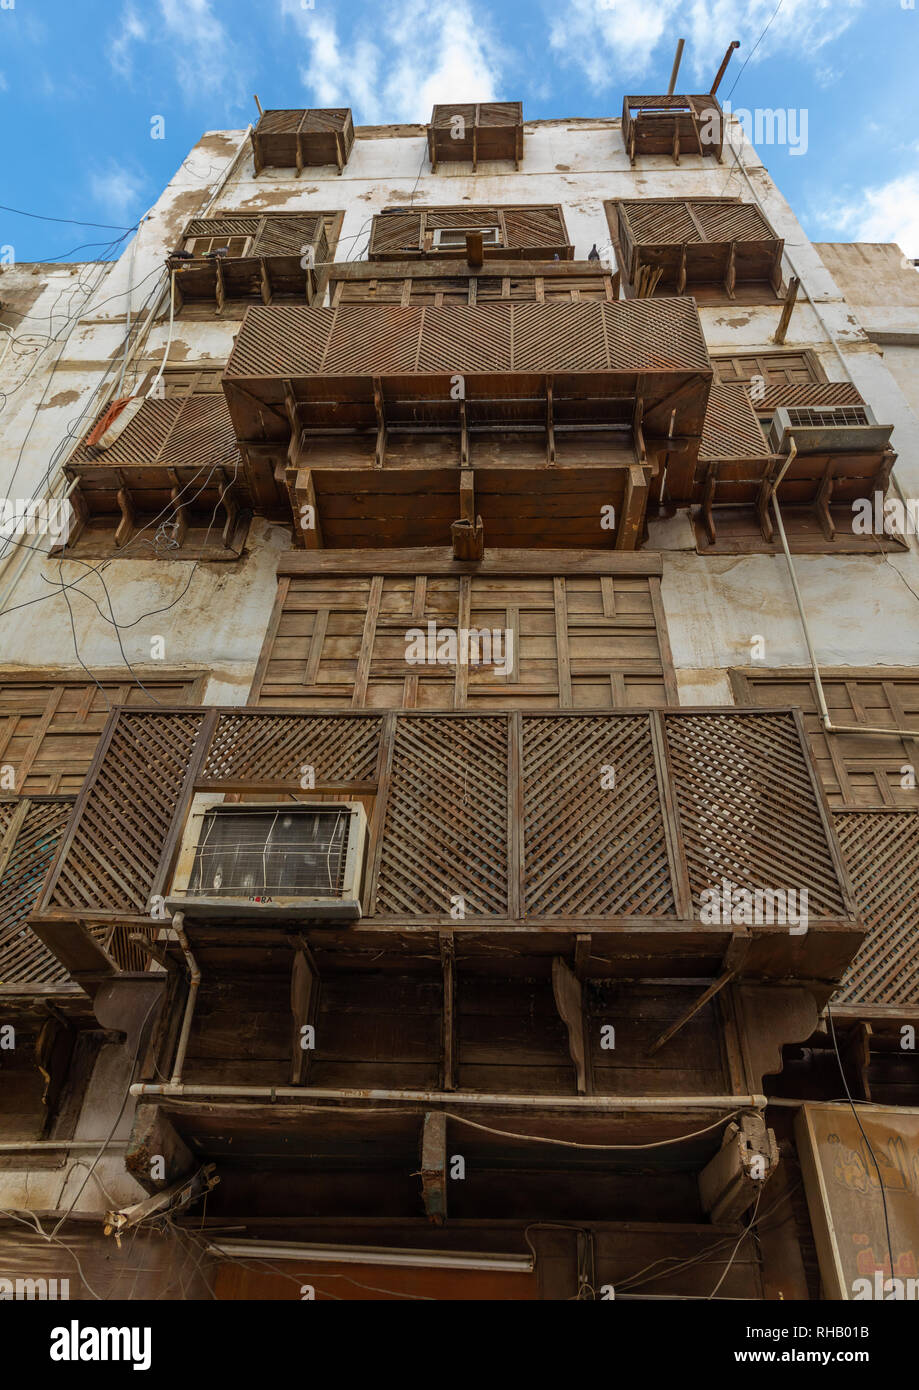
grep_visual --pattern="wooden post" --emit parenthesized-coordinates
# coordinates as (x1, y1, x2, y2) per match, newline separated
(773, 275, 800, 344)
(667, 38, 685, 97)
(420, 1112, 448, 1223)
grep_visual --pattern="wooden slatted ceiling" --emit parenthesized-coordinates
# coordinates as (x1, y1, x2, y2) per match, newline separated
(833, 810, 919, 1008)
(328, 260, 617, 306)
(730, 670, 919, 807)
(0, 674, 206, 794)
(251, 571, 676, 711)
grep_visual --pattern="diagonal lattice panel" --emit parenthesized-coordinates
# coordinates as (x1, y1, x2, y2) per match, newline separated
(203, 714, 382, 784)
(700, 382, 771, 462)
(522, 715, 675, 917)
(834, 811, 919, 1006)
(664, 712, 847, 916)
(0, 799, 74, 984)
(376, 716, 509, 916)
(49, 713, 203, 914)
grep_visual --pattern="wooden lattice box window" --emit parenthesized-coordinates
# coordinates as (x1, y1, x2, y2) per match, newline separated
(0, 673, 207, 794)
(252, 563, 677, 711)
(427, 102, 523, 170)
(606, 197, 784, 303)
(730, 669, 919, 807)
(368, 206, 571, 261)
(251, 108, 354, 174)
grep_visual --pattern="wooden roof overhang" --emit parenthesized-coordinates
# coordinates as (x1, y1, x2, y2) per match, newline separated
(327, 258, 619, 305)
(614, 199, 784, 298)
(691, 381, 897, 546)
(250, 107, 354, 174)
(427, 102, 524, 170)
(30, 704, 861, 990)
(222, 299, 713, 452)
(622, 94, 724, 163)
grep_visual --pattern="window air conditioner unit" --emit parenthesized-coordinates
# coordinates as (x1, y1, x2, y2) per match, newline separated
(432, 226, 502, 249)
(166, 796, 367, 922)
(767, 404, 892, 456)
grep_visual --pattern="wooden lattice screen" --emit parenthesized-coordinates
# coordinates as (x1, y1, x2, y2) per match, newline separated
(0, 797, 74, 984)
(34, 708, 856, 942)
(0, 673, 207, 794)
(251, 569, 677, 711)
(833, 810, 919, 1009)
(729, 669, 919, 807)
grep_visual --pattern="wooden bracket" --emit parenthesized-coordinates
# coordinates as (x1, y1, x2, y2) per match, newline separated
(773, 275, 800, 344)
(440, 934, 456, 1091)
(724, 240, 737, 300)
(699, 1112, 780, 1223)
(552, 956, 591, 1094)
(169, 486, 189, 549)
(420, 1111, 448, 1224)
(465, 230, 484, 268)
(373, 377, 386, 469)
(289, 938, 319, 1085)
(616, 464, 649, 550)
(648, 970, 736, 1056)
(815, 461, 836, 540)
(546, 381, 556, 465)
(115, 487, 135, 549)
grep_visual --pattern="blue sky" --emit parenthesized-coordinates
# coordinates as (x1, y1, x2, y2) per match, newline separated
(2, 0, 919, 263)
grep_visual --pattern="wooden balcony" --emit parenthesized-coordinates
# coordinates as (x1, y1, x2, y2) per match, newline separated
(222, 296, 711, 550)
(690, 380, 898, 552)
(64, 393, 255, 553)
(30, 706, 861, 988)
(611, 199, 783, 299)
(167, 213, 336, 311)
(328, 258, 618, 306)
(250, 108, 354, 174)
(427, 102, 523, 170)
(368, 206, 571, 262)
(622, 94, 724, 164)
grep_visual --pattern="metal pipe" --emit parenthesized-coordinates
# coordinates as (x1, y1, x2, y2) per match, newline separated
(770, 458, 919, 738)
(667, 38, 685, 97)
(130, 1082, 766, 1109)
(0, 1140, 129, 1152)
(207, 1239, 534, 1272)
(169, 912, 200, 1087)
(710, 40, 740, 96)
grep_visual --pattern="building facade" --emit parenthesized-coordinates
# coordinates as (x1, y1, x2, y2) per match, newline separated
(0, 83, 917, 1301)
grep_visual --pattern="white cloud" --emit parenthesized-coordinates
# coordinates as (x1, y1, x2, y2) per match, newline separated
(280, 0, 502, 123)
(90, 163, 146, 220)
(548, 0, 866, 90)
(825, 172, 919, 260)
(0, 73, 8, 92)
(107, 0, 246, 102)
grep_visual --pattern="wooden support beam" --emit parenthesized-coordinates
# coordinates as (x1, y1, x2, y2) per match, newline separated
(289, 938, 319, 1085)
(699, 1112, 779, 1223)
(672, 117, 681, 166)
(710, 39, 740, 97)
(260, 259, 272, 307)
(552, 956, 590, 1094)
(701, 466, 717, 545)
(756, 473, 775, 542)
(546, 381, 556, 464)
(772, 274, 799, 344)
(214, 257, 226, 316)
(648, 971, 735, 1056)
(724, 239, 737, 299)
(373, 377, 386, 469)
(114, 487, 135, 549)
(216, 469, 240, 549)
(51, 486, 87, 555)
(667, 37, 685, 96)
(440, 934, 456, 1091)
(815, 461, 836, 540)
(841, 1020, 873, 1102)
(420, 1111, 448, 1224)
(169, 486, 189, 549)
(295, 133, 304, 178)
(451, 468, 484, 560)
(290, 466, 322, 549)
(615, 463, 648, 550)
(676, 242, 687, 295)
